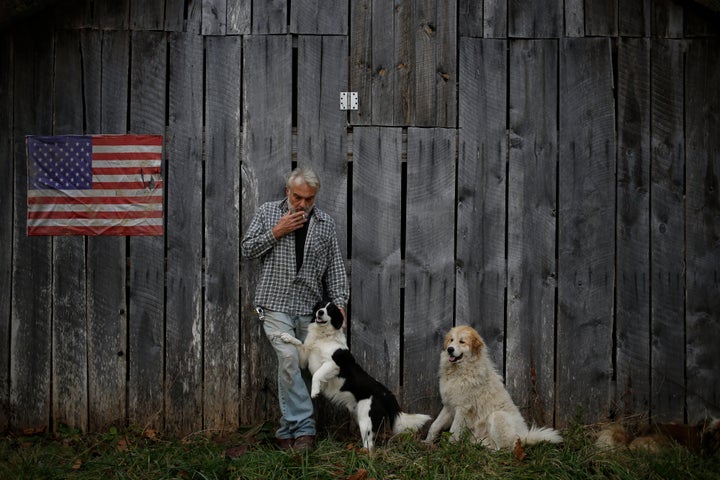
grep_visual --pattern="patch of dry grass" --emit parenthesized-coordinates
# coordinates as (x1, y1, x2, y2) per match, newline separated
(1, 421, 718, 479)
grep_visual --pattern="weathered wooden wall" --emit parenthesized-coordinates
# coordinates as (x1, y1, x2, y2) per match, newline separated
(1, 0, 719, 436)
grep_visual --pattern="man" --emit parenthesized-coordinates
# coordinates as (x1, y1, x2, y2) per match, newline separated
(240, 166, 349, 452)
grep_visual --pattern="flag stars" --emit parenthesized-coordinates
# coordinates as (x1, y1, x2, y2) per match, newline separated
(27, 136, 93, 190)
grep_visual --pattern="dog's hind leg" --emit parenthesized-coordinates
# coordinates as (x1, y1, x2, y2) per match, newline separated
(356, 399, 375, 451)
(486, 411, 522, 449)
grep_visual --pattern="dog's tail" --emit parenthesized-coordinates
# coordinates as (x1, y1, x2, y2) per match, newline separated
(524, 425, 563, 445)
(392, 412, 432, 434)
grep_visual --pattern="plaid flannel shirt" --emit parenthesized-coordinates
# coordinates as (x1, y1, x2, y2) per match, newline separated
(241, 198, 349, 315)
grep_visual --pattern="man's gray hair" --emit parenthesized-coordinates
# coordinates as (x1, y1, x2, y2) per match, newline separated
(287, 165, 321, 191)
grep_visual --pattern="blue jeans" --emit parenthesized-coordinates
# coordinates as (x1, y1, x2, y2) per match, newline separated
(262, 309, 315, 439)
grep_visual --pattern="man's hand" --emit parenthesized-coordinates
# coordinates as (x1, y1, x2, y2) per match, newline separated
(271, 211, 308, 239)
(339, 306, 347, 331)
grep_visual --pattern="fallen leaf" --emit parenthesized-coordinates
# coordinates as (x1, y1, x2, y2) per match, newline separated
(347, 468, 369, 480)
(22, 426, 46, 436)
(513, 438, 526, 462)
(225, 444, 248, 458)
(116, 437, 129, 452)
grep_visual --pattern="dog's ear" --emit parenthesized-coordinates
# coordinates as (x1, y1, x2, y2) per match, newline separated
(328, 303, 344, 330)
(470, 330, 484, 356)
(312, 300, 325, 314)
(443, 330, 453, 350)
(313, 298, 333, 312)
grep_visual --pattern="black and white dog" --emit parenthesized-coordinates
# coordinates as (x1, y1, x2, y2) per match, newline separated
(281, 301, 431, 451)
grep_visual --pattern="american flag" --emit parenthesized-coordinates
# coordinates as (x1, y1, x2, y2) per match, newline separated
(26, 134, 164, 236)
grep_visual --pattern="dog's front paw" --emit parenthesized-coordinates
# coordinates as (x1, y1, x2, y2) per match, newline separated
(423, 431, 439, 444)
(310, 388, 321, 398)
(280, 333, 299, 344)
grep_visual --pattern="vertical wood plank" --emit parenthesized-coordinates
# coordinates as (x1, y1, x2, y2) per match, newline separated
(484, 0, 507, 38)
(685, 38, 720, 422)
(202, 0, 227, 35)
(184, 0, 203, 34)
(415, 0, 436, 126)
(10, 23, 53, 433)
(506, 39, 557, 427)
(415, 0, 457, 127)
(252, 0, 287, 34)
(82, 30, 129, 431)
(584, 0, 618, 36)
(564, 0, 584, 36)
(371, 0, 396, 125)
(93, 0, 129, 30)
(130, 0, 164, 30)
(296, 35, 350, 430)
(53, 0, 91, 29)
(0, 31, 12, 432)
(458, 0, 483, 37)
(81, 32, 102, 134)
(652, 0, 684, 38)
(509, 0, 561, 38)
(619, 0, 651, 37)
(456, 38, 507, 368)
(227, 0, 251, 34)
(395, 0, 415, 125)
(165, 0, 187, 32)
(51, 29, 88, 432)
(616, 38, 651, 419)
(204, 35, 242, 431)
(557, 37, 615, 426)
(650, 39, 685, 423)
(351, 127, 402, 390)
(291, 0, 347, 34)
(350, 0, 372, 125)
(404, 127, 456, 415)
(297, 35, 348, 254)
(240, 34, 292, 425)
(436, 0, 457, 127)
(165, 32, 204, 435)
(128, 30, 167, 429)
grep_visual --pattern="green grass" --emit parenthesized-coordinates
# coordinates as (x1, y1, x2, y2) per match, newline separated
(1, 422, 718, 480)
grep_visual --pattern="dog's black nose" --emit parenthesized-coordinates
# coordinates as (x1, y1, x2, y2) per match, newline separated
(447, 347, 454, 355)
(318, 309, 326, 316)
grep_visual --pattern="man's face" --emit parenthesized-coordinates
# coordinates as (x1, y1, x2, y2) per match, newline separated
(286, 181, 317, 214)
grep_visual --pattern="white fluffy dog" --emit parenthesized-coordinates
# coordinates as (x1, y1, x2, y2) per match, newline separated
(424, 325, 562, 449)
